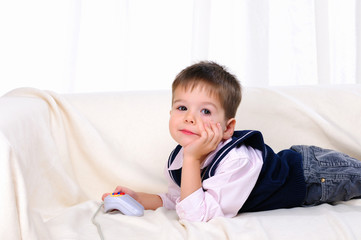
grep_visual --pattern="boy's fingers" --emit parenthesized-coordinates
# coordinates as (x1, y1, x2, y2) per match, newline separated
(114, 186, 123, 193)
(205, 122, 214, 139)
(102, 186, 124, 201)
(102, 193, 110, 201)
(113, 186, 130, 195)
(209, 122, 223, 145)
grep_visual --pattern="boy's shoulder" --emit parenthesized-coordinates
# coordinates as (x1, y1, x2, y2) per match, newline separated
(231, 130, 265, 150)
(201, 130, 265, 180)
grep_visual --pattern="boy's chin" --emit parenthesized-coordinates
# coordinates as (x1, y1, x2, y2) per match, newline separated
(177, 138, 198, 147)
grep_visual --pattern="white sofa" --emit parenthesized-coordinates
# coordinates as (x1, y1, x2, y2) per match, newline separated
(1, 85, 361, 240)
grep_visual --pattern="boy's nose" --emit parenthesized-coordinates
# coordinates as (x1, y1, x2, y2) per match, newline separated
(184, 112, 196, 124)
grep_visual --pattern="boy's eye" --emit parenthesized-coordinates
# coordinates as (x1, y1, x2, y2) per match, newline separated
(177, 106, 187, 111)
(201, 109, 211, 115)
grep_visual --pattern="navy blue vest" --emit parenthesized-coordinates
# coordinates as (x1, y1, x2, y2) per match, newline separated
(167, 130, 306, 212)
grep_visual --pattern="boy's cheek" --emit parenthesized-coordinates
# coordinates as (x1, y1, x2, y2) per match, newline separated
(197, 118, 207, 130)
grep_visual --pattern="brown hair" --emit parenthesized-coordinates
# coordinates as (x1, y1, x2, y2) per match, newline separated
(172, 61, 242, 120)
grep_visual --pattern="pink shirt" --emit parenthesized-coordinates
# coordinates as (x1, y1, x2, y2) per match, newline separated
(158, 139, 263, 222)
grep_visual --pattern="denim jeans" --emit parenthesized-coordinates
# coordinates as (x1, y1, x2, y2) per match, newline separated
(291, 145, 361, 206)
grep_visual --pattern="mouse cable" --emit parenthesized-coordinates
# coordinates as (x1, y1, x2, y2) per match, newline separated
(92, 202, 105, 240)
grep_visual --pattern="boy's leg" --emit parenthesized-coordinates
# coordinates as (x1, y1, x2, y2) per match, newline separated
(291, 145, 361, 206)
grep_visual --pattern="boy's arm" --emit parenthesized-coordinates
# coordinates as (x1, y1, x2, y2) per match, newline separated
(180, 156, 202, 200)
(180, 122, 223, 201)
(135, 192, 163, 210)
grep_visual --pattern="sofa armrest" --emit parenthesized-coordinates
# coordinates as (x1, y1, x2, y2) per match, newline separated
(0, 92, 86, 239)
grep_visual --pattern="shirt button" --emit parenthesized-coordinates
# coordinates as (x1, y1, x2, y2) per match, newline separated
(321, 178, 326, 183)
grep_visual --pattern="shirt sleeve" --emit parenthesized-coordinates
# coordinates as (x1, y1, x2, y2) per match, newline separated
(157, 179, 180, 210)
(166, 145, 263, 222)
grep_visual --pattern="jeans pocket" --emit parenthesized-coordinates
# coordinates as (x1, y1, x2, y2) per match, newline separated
(311, 146, 361, 169)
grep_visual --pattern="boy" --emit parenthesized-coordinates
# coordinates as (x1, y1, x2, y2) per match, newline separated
(102, 61, 361, 222)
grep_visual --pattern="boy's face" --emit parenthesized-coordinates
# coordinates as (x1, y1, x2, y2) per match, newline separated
(169, 85, 231, 147)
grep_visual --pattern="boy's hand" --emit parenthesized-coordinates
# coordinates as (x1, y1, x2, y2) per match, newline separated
(102, 186, 163, 210)
(183, 121, 223, 163)
(102, 186, 137, 201)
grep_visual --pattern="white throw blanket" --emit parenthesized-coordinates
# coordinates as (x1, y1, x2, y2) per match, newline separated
(1, 86, 361, 240)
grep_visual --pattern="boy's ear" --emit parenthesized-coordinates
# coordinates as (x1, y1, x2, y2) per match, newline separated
(223, 118, 236, 140)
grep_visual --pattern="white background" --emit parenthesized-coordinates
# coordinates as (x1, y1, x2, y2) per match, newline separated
(0, 0, 360, 96)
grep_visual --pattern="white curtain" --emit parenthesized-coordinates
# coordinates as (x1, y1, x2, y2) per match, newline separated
(0, 0, 360, 96)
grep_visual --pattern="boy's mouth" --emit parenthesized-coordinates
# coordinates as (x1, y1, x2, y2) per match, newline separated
(180, 129, 197, 135)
